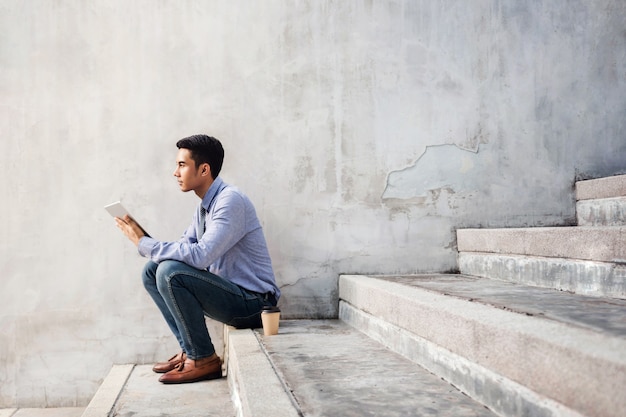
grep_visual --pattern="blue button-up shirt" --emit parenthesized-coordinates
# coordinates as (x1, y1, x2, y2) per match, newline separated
(138, 177, 280, 298)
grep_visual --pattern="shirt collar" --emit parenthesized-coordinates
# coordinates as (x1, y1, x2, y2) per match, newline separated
(201, 176, 224, 210)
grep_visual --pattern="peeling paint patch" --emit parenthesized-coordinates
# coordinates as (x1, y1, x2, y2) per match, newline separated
(382, 143, 487, 200)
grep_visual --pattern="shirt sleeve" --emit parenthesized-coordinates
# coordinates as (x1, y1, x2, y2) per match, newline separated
(137, 190, 246, 270)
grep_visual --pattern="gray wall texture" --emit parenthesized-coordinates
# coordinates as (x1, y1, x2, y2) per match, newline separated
(1, 0, 625, 408)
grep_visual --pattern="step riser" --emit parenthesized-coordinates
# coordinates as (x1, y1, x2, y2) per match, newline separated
(576, 197, 626, 226)
(458, 253, 626, 299)
(339, 275, 626, 417)
(339, 302, 585, 417)
(457, 227, 626, 263)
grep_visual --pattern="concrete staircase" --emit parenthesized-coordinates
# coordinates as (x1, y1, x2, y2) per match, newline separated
(79, 174, 626, 417)
(338, 174, 626, 417)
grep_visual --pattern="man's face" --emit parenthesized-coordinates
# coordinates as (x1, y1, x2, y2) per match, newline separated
(173, 148, 207, 192)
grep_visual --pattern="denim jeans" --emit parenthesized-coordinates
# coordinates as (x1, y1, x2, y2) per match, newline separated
(142, 260, 276, 360)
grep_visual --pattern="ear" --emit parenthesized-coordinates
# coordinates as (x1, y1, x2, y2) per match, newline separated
(201, 163, 211, 177)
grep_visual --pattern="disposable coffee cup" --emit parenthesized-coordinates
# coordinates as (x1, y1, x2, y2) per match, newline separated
(261, 306, 281, 336)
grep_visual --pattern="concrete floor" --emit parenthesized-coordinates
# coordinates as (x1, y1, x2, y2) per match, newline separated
(109, 365, 235, 417)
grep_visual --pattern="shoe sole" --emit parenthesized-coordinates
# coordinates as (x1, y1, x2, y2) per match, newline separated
(159, 370, 223, 384)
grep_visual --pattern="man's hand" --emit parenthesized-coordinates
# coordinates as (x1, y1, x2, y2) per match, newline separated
(115, 215, 145, 247)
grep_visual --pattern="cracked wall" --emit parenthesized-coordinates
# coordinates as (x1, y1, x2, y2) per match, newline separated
(383, 144, 485, 201)
(1, 0, 626, 408)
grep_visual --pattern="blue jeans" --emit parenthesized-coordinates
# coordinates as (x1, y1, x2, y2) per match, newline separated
(142, 260, 276, 360)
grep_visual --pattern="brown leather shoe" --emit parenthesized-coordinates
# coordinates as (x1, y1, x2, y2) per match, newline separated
(152, 351, 186, 373)
(159, 354, 222, 384)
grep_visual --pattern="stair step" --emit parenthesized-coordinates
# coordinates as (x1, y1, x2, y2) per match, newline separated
(457, 226, 626, 263)
(257, 320, 497, 417)
(339, 274, 626, 417)
(576, 174, 626, 201)
(458, 252, 626, 299)
(575, 174, 626, 226)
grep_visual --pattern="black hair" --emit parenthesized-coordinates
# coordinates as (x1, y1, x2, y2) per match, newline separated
(176, 134, 224, 179)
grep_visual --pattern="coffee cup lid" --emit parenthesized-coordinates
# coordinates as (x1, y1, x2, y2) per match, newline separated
(262, 305, 280, 313)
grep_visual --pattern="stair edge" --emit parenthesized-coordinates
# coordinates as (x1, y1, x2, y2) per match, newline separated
(226, 327, 300, 417)
(80, 364, 134, 417)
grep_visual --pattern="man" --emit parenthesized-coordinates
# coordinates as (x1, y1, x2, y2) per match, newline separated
(115, 134, 280, 384)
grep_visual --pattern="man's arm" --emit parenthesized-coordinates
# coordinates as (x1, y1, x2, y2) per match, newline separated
(138, 190, 247, 270)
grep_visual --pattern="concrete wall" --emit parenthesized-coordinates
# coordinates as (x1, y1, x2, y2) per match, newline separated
(1, 0, 624, 408)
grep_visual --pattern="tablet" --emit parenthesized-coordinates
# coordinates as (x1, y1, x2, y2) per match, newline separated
(105, 201, 151, 238)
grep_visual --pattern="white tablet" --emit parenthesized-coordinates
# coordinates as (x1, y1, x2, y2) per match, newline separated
(105, 201, 151, 237)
